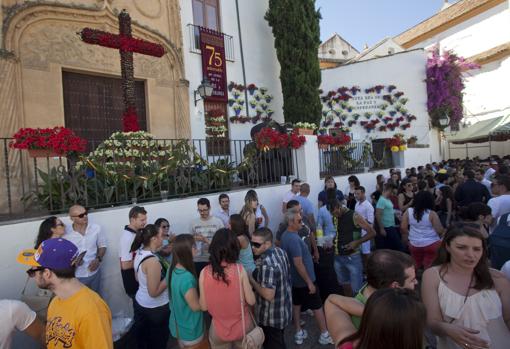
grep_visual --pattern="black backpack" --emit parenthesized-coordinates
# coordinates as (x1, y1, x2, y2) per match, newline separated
(489, 213, 510, 270)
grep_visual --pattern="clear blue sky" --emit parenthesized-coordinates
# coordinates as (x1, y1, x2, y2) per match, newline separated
(316, 0, 447, 50)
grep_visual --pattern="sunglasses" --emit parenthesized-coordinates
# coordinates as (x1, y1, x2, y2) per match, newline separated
(251, 241, 263, 248)
(26, 267, 46, 277)
(55, 222, 65, 227)
(72, 211, 88, 218)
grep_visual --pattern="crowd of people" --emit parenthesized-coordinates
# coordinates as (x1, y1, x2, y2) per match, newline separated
(3, 157, 510, 349)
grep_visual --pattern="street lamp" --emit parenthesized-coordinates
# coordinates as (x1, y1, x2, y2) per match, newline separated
(194, 79, 214, 105)
(439, 113, 450, 129)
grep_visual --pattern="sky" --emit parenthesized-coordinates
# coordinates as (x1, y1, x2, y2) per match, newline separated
(316, 0, 447, 50)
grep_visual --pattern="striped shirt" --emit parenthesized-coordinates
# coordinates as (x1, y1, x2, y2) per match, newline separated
(253, 247, 292, 329)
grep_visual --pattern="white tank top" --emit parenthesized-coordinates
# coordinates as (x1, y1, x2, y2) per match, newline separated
(256, 205, 265, 227)
(134, 249, 168, 308)
(408, 208, 441, 247)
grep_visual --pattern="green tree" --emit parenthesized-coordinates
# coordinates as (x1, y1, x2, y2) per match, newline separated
(265, 0, 322, 125)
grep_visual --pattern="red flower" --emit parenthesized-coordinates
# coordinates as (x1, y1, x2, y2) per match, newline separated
(317, 133, 351, 147)
(10, 127, 87, 155)
(255, 128, 305, 150)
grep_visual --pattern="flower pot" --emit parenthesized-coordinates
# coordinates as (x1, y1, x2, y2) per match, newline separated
(295, 128, 314, 136)
(28, 149, 60, 158)
(318, 144, 329, 150)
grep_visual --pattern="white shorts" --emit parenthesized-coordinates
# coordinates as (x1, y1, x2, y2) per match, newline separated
(361, 230, 371, 254)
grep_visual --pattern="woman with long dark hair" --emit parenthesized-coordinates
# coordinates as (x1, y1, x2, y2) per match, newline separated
(246, 189, 269, 228)
(319, 176, 345, 207)
(401, 191, 445, 269)
(131, 224, 169, 349)
(457, 203, 492, 239)
(326, 288, 426, 349)
(240, 191, 258, 235)
(199, 228, 256, 348)
(167, 234, 206, 348)
(34, 216, 66, 248)
(154, 218, 173, 261)
(422, 225, 510, 349)
(345, 175, 360, 210)
(435, 186, 454, 228)
(229, 214, 256, 274)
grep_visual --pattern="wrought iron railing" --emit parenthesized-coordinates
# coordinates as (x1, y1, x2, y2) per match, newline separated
(186, 24, 235, 62)
(319, 140, 394, 177)
(0, 138, 298, 221)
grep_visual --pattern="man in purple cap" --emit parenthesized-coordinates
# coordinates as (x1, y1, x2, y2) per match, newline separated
(17, 238, 113, 349)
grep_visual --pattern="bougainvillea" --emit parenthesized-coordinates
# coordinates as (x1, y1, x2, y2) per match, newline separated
(425, 47, 479, 130)
(10, 127, 87, 155)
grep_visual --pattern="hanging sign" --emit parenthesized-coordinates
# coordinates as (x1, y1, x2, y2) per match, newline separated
(199, 27, 228, 102)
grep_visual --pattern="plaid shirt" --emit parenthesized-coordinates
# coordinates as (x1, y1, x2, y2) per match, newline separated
(253, 246, 292, 329)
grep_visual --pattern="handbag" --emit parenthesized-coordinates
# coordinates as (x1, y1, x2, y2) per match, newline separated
(236, 264, 265, 349)
(20, 276, 52, 319)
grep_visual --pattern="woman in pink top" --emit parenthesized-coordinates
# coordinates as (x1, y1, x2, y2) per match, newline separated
(199, 228, 256, 348)
(325, 288, 426, 349)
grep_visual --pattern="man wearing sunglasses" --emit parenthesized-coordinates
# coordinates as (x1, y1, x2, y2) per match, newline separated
(249, 227, 292, 349)
(16, 238, 113, 348)
(64, 205, 107, 295)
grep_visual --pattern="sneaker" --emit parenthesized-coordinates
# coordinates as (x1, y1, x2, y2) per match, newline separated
(294, 329, 308, 345)
(318, 331, 334, 345)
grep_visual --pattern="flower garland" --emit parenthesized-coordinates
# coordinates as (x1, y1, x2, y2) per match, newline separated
(255, 127, 305, 151)
(228, 82, 274, 124)
(205, 109, 227, 138)
(425, 47, 479, 130)
(317, 132, 351, 147)
(10, 127, 87, 155)
(79, 28, 165, 57)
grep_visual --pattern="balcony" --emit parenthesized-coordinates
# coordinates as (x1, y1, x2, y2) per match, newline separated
(186, 24, 235, 62)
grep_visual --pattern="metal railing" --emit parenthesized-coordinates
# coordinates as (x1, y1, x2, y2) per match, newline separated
(319, 141, 394, 177)
(186, 24, 235, 62)
(0, 138, 298, 221)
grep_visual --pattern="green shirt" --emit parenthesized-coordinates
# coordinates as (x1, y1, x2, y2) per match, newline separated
(376, 196, 395, 227)
(351, 284, 368, 329)
(168, 267, 204, 341)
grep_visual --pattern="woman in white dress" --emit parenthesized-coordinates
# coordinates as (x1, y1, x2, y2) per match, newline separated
(422, 225, 510, 349)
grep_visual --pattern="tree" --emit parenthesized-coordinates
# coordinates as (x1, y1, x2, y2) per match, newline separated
(265, 0, 322, 125)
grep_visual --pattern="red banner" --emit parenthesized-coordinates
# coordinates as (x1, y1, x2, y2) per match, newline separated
(199, 27, 228, 102)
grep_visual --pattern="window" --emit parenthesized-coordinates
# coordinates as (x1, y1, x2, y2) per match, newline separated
(192, 0, 220, 30)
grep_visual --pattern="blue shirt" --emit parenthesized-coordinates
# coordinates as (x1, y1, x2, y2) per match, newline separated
(318, 189, 344, 205)
(317, 205, 336, 237)
(280, 230, 315, 288)
(295, 195, 315, 218)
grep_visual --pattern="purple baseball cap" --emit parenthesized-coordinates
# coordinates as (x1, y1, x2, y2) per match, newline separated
(17, 238, 79, 269)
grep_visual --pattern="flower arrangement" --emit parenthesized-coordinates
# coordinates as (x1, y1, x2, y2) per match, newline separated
(407, 135, 418, 145)
(247, 83, 258, 95)
(10, 126, 87, 156)
(294, 122, 317, 130)
(229, 116, 252, 124)
(317, 132, 351, 147)
(255, 127, 305, 151)
(386, 133, 407, 152)
(426, 47, 479, 130)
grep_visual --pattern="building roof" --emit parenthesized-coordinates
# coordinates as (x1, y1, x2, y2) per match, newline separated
(467, 42, 510, 65)
(394, 0, 506, 48)
(347, 37, 401, 63)
(319, 33, 359, 53)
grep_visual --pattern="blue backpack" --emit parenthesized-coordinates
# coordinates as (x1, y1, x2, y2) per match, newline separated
(489, 213, 510, 270)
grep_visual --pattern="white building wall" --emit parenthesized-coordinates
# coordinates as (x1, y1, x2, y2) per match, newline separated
(320, 49, 441, 162)
(407, 2, 510, 122)
(179, 0, 284, 141)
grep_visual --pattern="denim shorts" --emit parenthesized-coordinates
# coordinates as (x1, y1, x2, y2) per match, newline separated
(333, 253, 364, 294)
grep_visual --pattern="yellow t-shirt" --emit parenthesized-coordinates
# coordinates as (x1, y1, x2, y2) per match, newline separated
(45, 286, 113, 349)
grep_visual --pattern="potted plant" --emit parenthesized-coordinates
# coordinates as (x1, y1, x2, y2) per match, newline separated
(294, 122, 317, 136)
(10, 126, 87, 158)
(407, 135, 418, 146)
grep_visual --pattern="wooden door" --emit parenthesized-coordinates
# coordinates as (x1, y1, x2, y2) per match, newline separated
(62, 71, 147, 150)
(204, 101, 229, 155)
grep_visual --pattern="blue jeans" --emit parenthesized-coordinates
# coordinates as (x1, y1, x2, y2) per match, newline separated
(333, 253, 363, 294)
(78, 270, 101, 295)
(375, 226, 405, 252)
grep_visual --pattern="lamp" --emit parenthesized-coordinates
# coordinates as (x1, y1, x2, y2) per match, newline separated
(439, 113, 450, 128)
(194, 79, 214, 106)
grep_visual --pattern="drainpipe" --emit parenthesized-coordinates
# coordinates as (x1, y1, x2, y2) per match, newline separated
(235, 0, 249, 117)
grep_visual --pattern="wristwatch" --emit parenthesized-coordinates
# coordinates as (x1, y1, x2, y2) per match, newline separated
(96, 255, 103, 263)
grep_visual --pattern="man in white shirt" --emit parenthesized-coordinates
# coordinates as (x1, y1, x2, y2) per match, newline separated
(354, 186, 374, 261)
(488, 175, 510, 231)
(119, 206, 147, 298)
(475, 169, 492, 195)
(213, 193, 231, 227)
(190, 198, 224, 262)
(485, 161, 498, 180)
(0, 300, 44, 349)
(65, 205, 107, 294)
(282, 179, 301, 213)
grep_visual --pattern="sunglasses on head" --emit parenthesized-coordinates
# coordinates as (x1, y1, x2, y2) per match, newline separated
(26, 267, 46, 277)
(251, 241, 263, 248)
(55, 222, 65, 227)
(72, 211, 88, 218)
